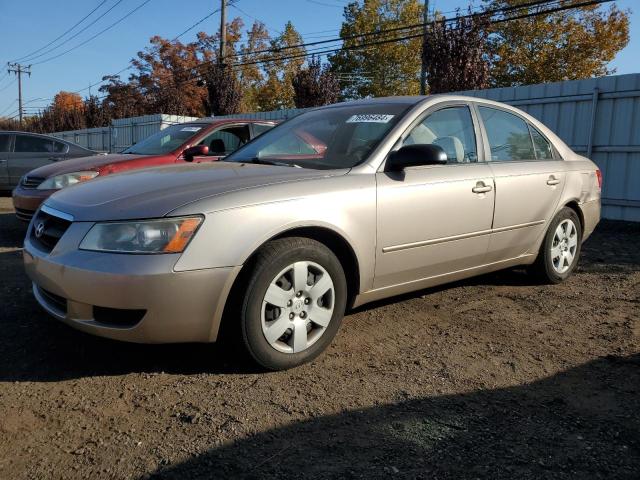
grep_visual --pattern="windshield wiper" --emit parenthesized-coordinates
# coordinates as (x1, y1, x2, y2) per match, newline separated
(249, 158, 301, 168)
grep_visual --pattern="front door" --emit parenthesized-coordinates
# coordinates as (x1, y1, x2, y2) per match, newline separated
(375, 104, 495, 289)
(476, 106, 565, 262)
(9, 134, 61, 186)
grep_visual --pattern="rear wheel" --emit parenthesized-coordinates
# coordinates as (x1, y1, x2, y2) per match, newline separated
(240, 237, 347, 370)
(529, 207, 582, 284)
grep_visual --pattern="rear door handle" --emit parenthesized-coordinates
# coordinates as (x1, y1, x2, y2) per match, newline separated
(472, 181, 492, 194)
(546, 176, 560, 186)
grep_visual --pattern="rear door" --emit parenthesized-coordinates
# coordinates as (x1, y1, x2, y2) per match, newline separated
(0, 134, 11, 189)
(476, 105, 566, 262)
(9, 134, 59, 186)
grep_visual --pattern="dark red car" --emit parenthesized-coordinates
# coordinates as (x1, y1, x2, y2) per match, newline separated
(12, 119, 276, 221)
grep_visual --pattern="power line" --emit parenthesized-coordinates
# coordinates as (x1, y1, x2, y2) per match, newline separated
(135, 0, 611, 93)
(217, 0, 563, 62)
(305, 0, 346, 7)
(226, 0, 612, 69)
(31, 0, 153, 66)
(0, 77, 17, 93)
(0, 99, 17, 116)
(11, 0, 110, 63)
(172, 7, 222, 41)
(19, 0, 613, 113)
(18, 0, 125, 63)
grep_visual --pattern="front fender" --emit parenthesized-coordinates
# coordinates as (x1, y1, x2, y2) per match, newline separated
(173, 176, 377, 293)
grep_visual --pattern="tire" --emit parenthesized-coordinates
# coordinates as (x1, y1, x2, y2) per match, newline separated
(529, 207, 582, 284)
(240, 237, 347, 370)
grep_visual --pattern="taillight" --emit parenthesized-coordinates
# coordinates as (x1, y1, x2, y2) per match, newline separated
(595, 169, 602, 190)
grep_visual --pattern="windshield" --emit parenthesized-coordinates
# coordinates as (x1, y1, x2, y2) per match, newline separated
(123, 123, 208, 155)
(224, 103, 410, 169)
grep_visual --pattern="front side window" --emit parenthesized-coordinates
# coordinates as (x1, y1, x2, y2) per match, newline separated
(225, 103, 410, 169)
(123, 123, 209, 155)
(197, 125, 250, 156)
(402, 106, 478, 163)
(15, 135, 53, 153)
(479, 107, 535, 161)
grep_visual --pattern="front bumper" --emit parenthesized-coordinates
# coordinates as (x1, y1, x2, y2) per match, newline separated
(12, 186, 55, 222)
(23, 220, 237, 343)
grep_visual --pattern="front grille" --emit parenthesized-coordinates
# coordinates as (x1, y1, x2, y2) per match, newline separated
(38, 286, 68, 314)
(15, 207, 35, 222)
(93, 306, 146, 327)
(22, 176, 45, 189)
(30, 208, 72, 253)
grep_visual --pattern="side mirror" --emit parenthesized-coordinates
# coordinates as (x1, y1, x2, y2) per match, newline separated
(385, 144, 448, 171)
(183, 145, 209, 162)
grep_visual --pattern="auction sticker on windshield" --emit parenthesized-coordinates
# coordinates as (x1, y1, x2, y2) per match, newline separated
(181, 127, 202, 132)
(346, 114, 395, 123)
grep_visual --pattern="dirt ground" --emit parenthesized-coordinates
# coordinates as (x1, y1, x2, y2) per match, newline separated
(0, 195, 638, 480)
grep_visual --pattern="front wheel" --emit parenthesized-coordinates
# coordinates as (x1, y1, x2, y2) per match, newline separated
(240, 237, 347, 370)
(529, 207, 582, 284)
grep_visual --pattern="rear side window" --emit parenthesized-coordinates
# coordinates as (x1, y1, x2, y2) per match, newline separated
(0, 134, 10, 152)
(530, 126, 553, 160)
(15, 135, 53, 153)
(253, 123, 274, 137)
(479, 107, 535, 161)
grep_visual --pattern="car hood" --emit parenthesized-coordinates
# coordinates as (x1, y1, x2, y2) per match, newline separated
(45, 162, 346, 221)
(26, 153, 150, 178)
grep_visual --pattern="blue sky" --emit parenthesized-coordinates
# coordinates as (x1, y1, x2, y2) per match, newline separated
(0, 0, 637, 118)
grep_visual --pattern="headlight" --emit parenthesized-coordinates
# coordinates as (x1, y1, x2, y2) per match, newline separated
(37, 171, 99, 190)
(79, 216, 203, 254)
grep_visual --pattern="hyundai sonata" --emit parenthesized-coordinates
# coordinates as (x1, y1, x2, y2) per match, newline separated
(23, 96, 601, 370)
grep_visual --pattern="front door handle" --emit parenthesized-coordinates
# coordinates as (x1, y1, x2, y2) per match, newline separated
(472, 181, 492, 194)
(546, 175, 560, 186)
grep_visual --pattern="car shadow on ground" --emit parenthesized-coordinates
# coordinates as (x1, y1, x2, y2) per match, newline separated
(143, 354, 640, 479)
(0, 211, 637, 382)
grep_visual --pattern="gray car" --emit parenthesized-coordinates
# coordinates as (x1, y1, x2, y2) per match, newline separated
(0, 131, 96, 190)
(23, 95, 601, 370)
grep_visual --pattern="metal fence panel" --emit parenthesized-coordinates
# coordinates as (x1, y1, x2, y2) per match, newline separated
(50, 110, 304, 154)
(457, 73, 640, 221)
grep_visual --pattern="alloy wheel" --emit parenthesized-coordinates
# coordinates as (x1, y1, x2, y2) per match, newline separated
(550, 219, 578, 274)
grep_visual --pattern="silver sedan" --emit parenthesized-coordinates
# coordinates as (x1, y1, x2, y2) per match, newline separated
(23, 95, 601, 370)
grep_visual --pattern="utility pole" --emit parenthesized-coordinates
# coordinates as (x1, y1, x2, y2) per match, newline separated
(219, 0, 227, 64)
(7, 62, 31, 125)
(419, 0, 429, 96)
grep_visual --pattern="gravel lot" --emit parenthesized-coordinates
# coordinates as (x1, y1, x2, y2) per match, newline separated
(0, 195, 638, 479)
